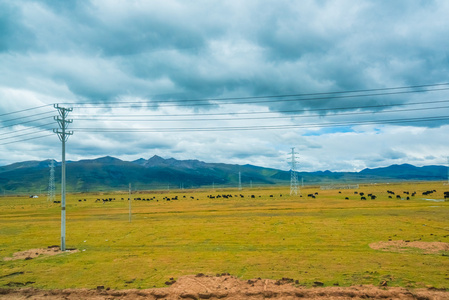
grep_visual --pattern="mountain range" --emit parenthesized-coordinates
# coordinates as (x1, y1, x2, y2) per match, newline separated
(0, 155, 447, 194)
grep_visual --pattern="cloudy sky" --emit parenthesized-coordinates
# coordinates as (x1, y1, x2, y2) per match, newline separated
(1, 0, 449, 172)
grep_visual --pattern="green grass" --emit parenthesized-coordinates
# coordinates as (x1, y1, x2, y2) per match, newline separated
(0, 182, 448, 290)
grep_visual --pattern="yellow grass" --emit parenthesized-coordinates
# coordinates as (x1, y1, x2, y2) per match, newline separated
(0, 181, 448, 290)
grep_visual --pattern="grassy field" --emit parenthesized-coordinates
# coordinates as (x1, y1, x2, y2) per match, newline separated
(0, 181, 448, 290)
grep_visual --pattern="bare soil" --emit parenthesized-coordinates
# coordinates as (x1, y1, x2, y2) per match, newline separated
(3, 246, 78, 261)
(1, 274, 448, 299)
(369, 240, 449, 254)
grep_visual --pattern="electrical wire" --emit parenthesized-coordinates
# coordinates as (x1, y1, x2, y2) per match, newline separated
(0, 104, 54, 117)
(0, 116, 55, 129)
(65, 82, 449, 106)
(67, 87, 449, 109)
(0, 133, 55, 146)
(0, 129, 54, 141)
(0, 123, 55, 137)
(72, 105, 449, 122)
(71, 115, 449, 133)
(1, 111, 55, 123)
(1, 83, 449, 146)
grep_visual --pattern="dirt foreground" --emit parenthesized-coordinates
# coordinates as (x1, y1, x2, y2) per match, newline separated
(1, 274, 448, 300)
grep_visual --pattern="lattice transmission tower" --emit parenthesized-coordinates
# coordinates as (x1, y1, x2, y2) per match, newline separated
(47, 160, 56, 202)
(238, 171, 242, 190)
(289, 147, 299, 195)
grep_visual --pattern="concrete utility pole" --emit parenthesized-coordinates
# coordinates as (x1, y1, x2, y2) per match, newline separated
(129, 183, 132, 223)
(290, 147, 299, 196)
(54, 104, 73, 251)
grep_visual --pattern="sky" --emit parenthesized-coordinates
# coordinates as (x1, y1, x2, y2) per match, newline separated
(1, 0, 449, 172)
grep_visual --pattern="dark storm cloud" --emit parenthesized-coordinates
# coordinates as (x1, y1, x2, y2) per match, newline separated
(3, 0, 448, 109)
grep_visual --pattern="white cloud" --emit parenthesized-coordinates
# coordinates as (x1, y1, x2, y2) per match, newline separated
(0, 0, 448, 171)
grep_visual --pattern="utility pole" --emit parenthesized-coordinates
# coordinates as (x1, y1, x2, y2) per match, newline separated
(47, 160, 56, 202)
(289, 147, 299, 196)
(129, 183, 132, 223)
(54, 104, 73, 251)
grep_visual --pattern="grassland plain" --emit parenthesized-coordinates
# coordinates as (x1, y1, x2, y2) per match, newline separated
(0, 181, 448, 291)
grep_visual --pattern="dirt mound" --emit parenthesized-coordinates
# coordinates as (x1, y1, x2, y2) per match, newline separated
(369, 240, 449, 254)
(3, 246, 78, 261)
(1, 274, 447, 299)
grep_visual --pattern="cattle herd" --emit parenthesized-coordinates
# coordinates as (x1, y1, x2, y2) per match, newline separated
(54, 188, 449, 205)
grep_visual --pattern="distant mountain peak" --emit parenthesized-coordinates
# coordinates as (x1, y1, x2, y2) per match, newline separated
(80, 156, 123, 164)
(148, 155, 166, 162)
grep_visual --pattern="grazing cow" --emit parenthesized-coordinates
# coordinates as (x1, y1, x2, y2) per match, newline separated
(251, 195, 255, 198)
(361, 197, 366, 200)
(345, 197, 349, 200)
(396, 195, 401, 199)
(370, 195, 376, 200)
(422, 190, 436, 196)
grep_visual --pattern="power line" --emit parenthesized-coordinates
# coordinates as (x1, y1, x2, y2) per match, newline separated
(71, 105, 449, 123)
(0, 104, 54, 117)
(0, 129, 53, 141)
(1, 111, 55, 123)
(72, 98, 449, 119)
(0, 123, 55, 137)
(64, 82, 449, 106)
(0, 116, 55, 129)
(0, 133, 54, 146)
(66, 87, 449, 109)
(70, 115, 449, 133)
